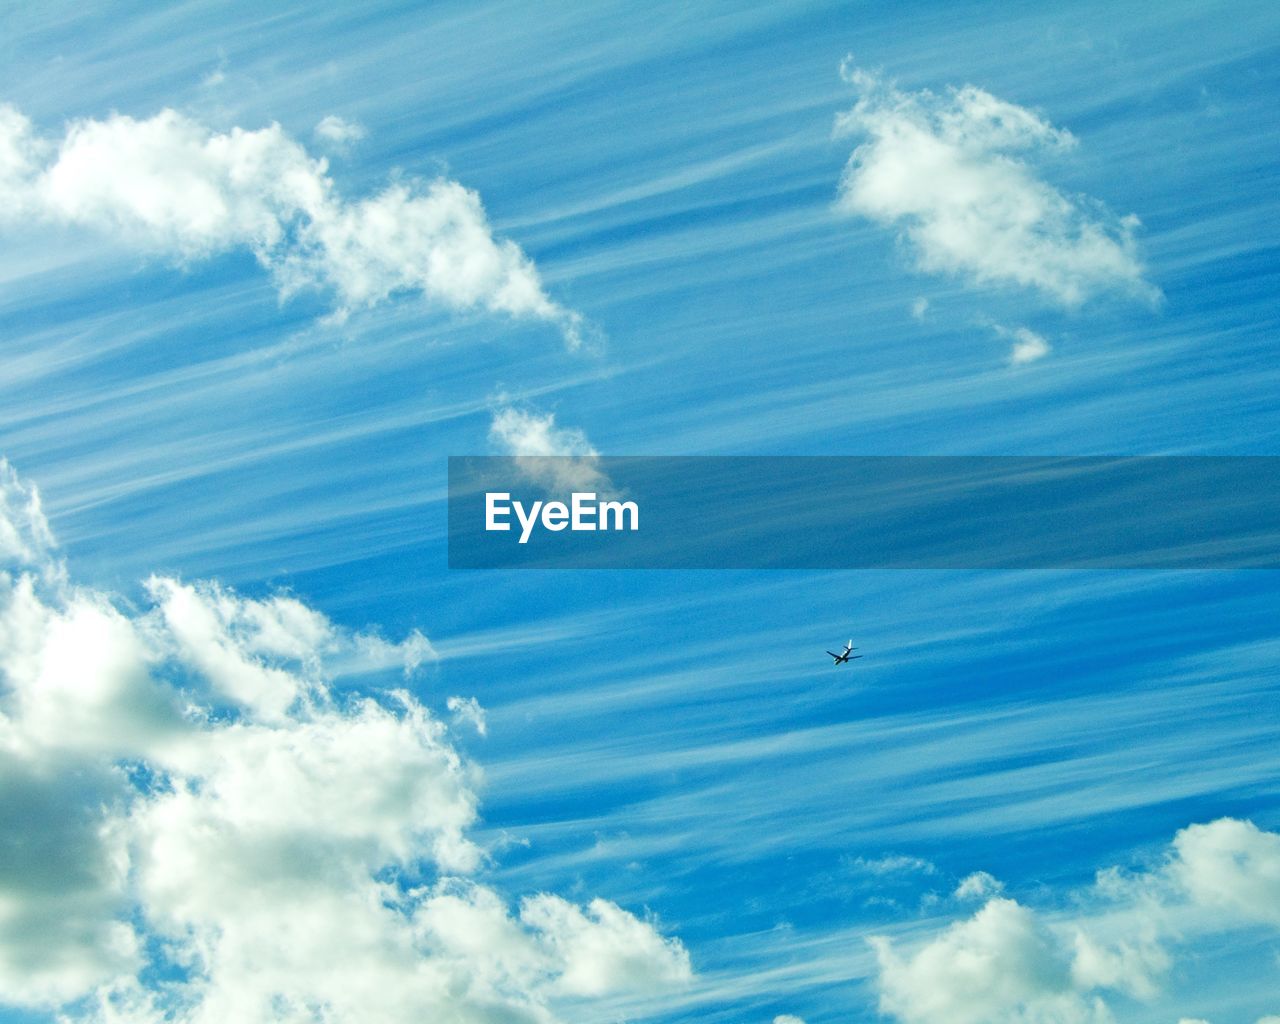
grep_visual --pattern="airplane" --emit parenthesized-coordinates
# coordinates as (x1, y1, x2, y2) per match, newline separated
(826, 640, 862, 665)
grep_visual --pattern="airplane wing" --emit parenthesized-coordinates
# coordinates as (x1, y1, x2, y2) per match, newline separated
(826, 651, 842, 659)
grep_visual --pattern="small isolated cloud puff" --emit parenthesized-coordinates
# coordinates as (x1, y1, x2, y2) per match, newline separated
(774, 1016, 807, 1024)
(834, 63, 1158, 307)
(314, 114, 366, 148)
(489, 402, 613, 494)
(1007, 328, 1051, 365)
(989, 323, 1052, 365)
(0, 458, 690, 1021)
(0, 103, 586, 345)
(870, 817, 1280, 1024)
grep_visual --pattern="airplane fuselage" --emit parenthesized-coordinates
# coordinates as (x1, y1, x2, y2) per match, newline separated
(826, 641, 861, 665)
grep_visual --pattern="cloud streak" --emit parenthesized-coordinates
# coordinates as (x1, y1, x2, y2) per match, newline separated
(0, 104, 586, 344)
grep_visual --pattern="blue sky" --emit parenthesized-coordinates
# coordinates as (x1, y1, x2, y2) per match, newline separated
(0, 2, 1278, 1023)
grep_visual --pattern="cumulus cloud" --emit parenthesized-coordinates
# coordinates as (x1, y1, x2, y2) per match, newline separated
(0, 103, 586, 344)
(871, 817, 1280, 1024)
(489, 402, 612, 494)
(0, 460, 689, 1021)
(954, 870, 1004, 900)
(874, 898, 1107, 1024)
(520, 894, 692, 997)
(490, 404, 598, 461)
(1170, 817, 1280, 925)
(834, 63, 1157, 306)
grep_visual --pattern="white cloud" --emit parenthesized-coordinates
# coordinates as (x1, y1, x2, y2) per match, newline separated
(0, 460, 689, 1021)
(1006, 326, 1052, 365)
(955, 870, 1004, 900)
(834, 64, 1157, 306)
(910, 296, 929, 320)
(1171, 818, 1280, 926)
(0, 459, 58, 574)
(0, 107, 43, 216)
(988, 322, 1052, 365)
(490, 404, 598, 460)
(848, 854, 936, 877)
(448, 694, 488, 736)
(873, 898, 1108, 1024)
(314, 114, 366, 148)
(774, 1016, 807, 1024)
(520, 894, 692, 997)
(489, 403, 611, 494)
(0, 104, 585, 344)
(871, 817, 1280, 1024)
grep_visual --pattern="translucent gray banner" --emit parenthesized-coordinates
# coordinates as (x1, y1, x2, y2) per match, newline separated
(447, 457, 1280, 569)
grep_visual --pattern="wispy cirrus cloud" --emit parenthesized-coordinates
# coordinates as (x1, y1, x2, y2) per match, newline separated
(846, 854, 936, 878)
(835, 63, 1158, 307)
(0, 103, 587, 345)
(0, 459, 690, 1021)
